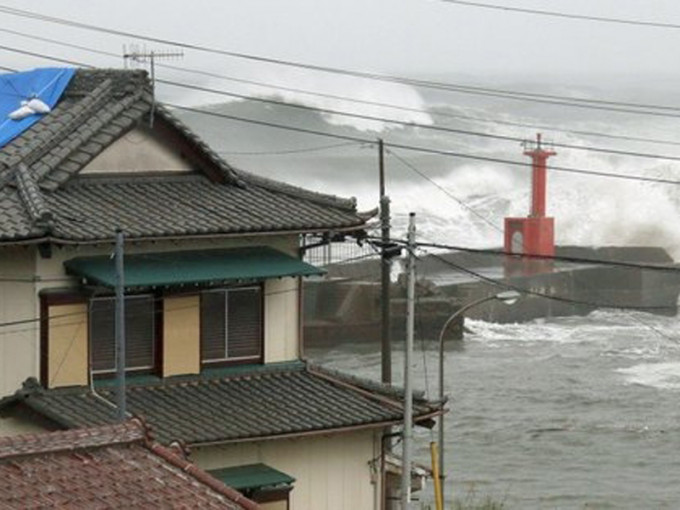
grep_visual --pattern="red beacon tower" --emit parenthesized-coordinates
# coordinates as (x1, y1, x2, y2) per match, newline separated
(504, 133, 556, 276)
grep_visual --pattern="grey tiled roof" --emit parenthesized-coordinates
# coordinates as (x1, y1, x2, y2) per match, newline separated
(0, 69, 367, 243)
(2, 362, 441, 445)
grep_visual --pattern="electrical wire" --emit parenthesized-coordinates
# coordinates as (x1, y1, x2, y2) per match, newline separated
(3, 4, 680, 119)
(217, 141, 360, 156)
(5, 25, 680, 152)
(386, 148, 505, 234)
(440, 0, 680, 30)
(368, 236, 680, 274)
(171, 104, 680, 186)
(158, 77, 680, 162)
(421, 247, 677, 312)
(5, 32, 678, 164)
(0, 239, 378, 331)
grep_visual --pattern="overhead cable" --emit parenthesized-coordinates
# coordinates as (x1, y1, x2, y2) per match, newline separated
(4, 25, 680, 150)
(440, 0, 680, 30)
(2, 4, 680, 117)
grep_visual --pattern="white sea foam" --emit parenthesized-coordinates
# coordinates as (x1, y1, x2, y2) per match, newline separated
(465, 318, 581, 344)
(617, 362, 680, 390)
(254, 71, 433, 132)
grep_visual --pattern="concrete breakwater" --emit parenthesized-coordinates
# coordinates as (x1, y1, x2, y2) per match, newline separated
(303, 246, 680, 346)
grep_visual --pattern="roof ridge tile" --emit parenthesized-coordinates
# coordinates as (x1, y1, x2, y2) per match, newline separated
(15, 163, 52, 231)
(0, 419, 145, 461)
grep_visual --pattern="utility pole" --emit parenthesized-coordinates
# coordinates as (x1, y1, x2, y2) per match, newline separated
(115, 229, 126, 422)
(401, 212, 416, 509)
(379, 139, 392, 385)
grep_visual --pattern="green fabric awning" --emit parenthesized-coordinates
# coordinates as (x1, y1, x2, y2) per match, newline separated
(208, 463, 295, 491)
(64, 246, 324, 288)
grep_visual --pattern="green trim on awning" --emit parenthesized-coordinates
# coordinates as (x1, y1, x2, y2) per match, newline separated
(64, 246, 324, 288)
(208, 463, 295, 491)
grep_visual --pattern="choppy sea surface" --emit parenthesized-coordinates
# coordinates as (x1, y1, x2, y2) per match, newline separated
(180, 76, 680, 508)
(308, 310, 680, 509)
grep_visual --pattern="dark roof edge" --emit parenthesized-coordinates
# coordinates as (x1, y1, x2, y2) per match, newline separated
(149, 442, 259, 510)
(307, 361, 436, 406)
(0, 223, 368, 247)
(0, 418, 146, 461)
(236, 168, 358, 212)
(189, 412, 441, 448)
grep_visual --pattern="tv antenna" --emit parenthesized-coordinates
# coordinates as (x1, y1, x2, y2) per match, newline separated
(123, 44, 184, 127)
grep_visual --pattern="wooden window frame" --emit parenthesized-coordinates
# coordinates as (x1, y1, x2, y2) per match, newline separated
(200, 284, 264, 368)
(39, 289, 90, 388)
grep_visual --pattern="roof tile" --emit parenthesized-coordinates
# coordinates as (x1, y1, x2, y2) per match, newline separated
(4, 363, 440, 446)
(0, 68, 368, 243)
(0, 420, 257, 509)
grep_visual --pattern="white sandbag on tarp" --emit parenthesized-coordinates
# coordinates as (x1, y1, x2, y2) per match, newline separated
(0, 67, 75, 148)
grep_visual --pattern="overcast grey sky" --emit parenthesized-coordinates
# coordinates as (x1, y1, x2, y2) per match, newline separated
(3, 1, 680, 87)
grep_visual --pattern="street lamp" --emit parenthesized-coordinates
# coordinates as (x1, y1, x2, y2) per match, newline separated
(436, 290, 521, 502)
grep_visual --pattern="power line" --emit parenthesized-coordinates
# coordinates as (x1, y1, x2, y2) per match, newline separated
(385, 148, 504, 234)
(3, 43, 680, 196)
(217, 141, 360, 156)
(7, 30, 680, 161)
(159, 78, 680, 163)
(5, 25, 680, 151)
(4, 41, 673, 186)
(6, 34, 680, 166)
(422, 248, 677, 312)
(171, 103, 680, 186)
(440, 0, 680, 30)
(4, 4, 680, 119)
(0, 255, 380, 334)
(377, 237, 680, 273)
(6, 22, 680, 162)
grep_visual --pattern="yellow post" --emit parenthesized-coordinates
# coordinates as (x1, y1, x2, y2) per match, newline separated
(430, 441, 444, 510)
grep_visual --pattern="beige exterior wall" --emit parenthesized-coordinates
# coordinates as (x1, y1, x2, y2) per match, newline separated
(47, 303, 89, 388)
(27, 234, 303, 382)
(0, 247, 37, 398)
(191, 430, 381, 510)
(163, 295, 200, 377)
(262, 502, 288, 510)
(264, 277, 300, 363)
(0, 415, 50, 437)
(82, 127, 192, 174)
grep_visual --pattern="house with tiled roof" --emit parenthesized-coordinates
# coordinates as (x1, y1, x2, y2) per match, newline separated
(0, 68, 441, 510)
(0, 418, 258, 509)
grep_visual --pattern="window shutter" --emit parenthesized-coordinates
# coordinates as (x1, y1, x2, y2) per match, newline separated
(201, 291, 226, 361)
(90, 295, 154, 373)
(125, 296, 154, 369)
(227, 288, 262, 358)
(90, 299, 115, 372)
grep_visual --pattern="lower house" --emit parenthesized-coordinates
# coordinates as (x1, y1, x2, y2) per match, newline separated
(0, 362, 440, 509)
(0, 418, 257, 509)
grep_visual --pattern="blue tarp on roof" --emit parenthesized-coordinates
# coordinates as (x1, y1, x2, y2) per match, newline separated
(0, 67, 75, 149)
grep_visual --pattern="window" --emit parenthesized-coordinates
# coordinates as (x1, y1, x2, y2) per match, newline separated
(201, 287, 262, 364)
(89, 295, 155, 373)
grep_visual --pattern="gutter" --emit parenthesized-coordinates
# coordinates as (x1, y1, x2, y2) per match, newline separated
(0, 223, 369, 247)
(188, 410, 443, 449)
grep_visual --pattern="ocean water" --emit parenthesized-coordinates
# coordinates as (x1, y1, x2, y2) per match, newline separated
(308, 310, 680, 509)
(179, 77, 680, 508)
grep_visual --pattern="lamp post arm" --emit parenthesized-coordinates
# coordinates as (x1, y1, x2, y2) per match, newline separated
(437, 294, 497, 347)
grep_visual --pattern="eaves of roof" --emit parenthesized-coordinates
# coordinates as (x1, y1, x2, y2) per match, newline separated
(3, 362, 443, 446)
